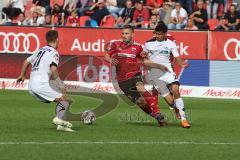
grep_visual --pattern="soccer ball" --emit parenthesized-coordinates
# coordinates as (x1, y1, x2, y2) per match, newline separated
(81, 110, 96, 125)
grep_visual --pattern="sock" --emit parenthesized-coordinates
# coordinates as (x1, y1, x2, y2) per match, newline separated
(175, 98, 186, 121)
(152, 89, 160, 115)
(142, 91, 160, 115)
(152, 87, 158, 97)
(55, 101, 70, 120)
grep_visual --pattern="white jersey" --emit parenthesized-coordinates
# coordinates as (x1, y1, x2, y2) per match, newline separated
(143, 38, 179, 73)
(27, 46, 59, 91)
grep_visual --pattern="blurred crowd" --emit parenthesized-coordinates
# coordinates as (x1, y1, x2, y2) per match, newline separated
(0, 0, 239, 30)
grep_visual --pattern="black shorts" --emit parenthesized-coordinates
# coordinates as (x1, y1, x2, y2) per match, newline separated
(118, 73, 143, 103)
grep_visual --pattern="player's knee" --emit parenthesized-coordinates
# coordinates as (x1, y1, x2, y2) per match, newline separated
(136, 82, 145, 93)
(58, 95, 73, 104)
(171, 85, 180, 96)
(164, 93, 174, 106)
(136, 97, 146, 108)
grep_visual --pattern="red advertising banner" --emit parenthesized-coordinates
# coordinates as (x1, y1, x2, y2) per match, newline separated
(0, 26, 207, 59)
(168, 31, 208, 60)
(209, 31, 240, 61)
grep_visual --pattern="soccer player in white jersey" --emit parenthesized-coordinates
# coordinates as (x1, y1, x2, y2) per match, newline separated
(143, 21, 191, 128)
(17, 30, 74, 132)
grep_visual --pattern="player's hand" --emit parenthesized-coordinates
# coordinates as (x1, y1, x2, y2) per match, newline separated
(163, 66, 170, 72)
(157, 64, 169, 72)
(140, 51, 148, 58)
(110, 58, 119, 65)
(181, 60, 189, 68)
(16, 75, 25, 83)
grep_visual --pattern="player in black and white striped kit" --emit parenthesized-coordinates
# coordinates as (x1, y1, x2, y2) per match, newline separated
(17, 30, 74, 132)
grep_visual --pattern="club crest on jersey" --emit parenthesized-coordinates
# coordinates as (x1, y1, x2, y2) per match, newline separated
(132, 48, 136, 52)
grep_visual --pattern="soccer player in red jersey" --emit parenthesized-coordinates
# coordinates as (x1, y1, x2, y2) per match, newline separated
(104, 25, 169, 126)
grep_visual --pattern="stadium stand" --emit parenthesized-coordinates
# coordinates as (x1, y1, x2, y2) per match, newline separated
(0, 0, 239, 30)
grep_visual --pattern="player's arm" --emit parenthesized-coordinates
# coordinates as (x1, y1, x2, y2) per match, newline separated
(140, 45, 169, 71)
(171, 42, 189, 68)
(50, 52, 66, 93)
(50, 64, 66, 93)
(104, 41, 118, 65)
(175, 56, 189, 68)
(142, 59, 169, 72)
(104, 53, 119, 65)
(17, 59, 31, 83)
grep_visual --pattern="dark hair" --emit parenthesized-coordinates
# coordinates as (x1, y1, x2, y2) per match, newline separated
(154, 21, 168, 33)
(46, 30, 58, 43)
(123, 24, 134, 32)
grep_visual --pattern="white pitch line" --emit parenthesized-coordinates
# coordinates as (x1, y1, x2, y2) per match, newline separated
(0, 141, 240, 145)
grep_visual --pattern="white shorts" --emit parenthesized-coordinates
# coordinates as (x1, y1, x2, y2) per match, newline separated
(29, 83, 62, 103)
(149, 68, 171, 97)
(158, 72, 178, 84)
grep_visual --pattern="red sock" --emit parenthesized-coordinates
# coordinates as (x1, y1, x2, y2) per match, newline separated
(152, 88, 159, 106)
(142, 91, 160, 115)
(152, 87, 159, 97)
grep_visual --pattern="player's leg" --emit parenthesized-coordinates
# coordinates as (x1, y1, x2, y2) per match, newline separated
(118, 77, 166, 126)
(29, 85, 74, 132)
(157, 70, 190, 128)
(118, 79, 151, 115)
(53, 96, 75, 132)
(135, 81, 166, 126)
(136, 82, 160, 116)
(54, 94, 72, 120)
(168, 82, 190, 128)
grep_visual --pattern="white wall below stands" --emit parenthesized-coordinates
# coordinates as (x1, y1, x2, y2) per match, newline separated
(1, 78, 240, 100)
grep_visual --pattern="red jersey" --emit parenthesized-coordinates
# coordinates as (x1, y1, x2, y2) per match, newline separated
(133, 8, 150, 22)
(107, 40, 144, 82)
(66, 16, 80, 27)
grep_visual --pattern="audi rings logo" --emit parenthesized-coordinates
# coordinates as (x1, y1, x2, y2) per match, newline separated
(0, 32, 40, 54)
(224, 38, 240, 60)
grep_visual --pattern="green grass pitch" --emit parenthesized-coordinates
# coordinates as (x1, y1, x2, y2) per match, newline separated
(0, 90, 240, 160)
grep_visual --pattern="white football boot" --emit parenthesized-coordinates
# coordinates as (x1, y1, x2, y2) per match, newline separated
(56, 125, 75, 132)
(52, 117, 73, 128)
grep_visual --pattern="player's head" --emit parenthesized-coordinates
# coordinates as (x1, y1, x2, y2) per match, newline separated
(122, 25, 134, 43)
(154, 21, 168, 41)
(46, 30, 59, 48)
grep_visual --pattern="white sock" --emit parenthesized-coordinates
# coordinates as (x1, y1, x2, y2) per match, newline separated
(175, 98, 186, 121)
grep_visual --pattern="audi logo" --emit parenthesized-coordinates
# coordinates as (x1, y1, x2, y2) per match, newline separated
(224, 38, 240, 60)
(0, 32, 40, 54)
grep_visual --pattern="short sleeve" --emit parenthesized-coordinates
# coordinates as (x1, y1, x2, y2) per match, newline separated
(52, 51, 59, 66)
(26, 54, 35, 64)
(106, 40, 117, 56)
